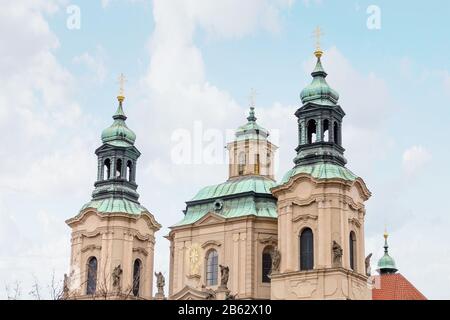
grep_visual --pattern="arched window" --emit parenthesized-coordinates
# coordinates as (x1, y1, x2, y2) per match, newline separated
(238, 152, 246, 176)
(206, 249, 218, 286)
(349, 232, 356, 271)
(323, 119, 330, 142)
(307, 120, 317, 144)
(132, 259, 142, 297)
(127, 160, 133, 182)
(254, 154, 260, 175)
(298, 122, 303, 145)
(86, 257, 97, 295)
(103, 159, 111, 180)
(116, 159, 122, 178)
(300, 228, 314, 271)
(262, 246, 273, 283)
(333, 121, 339, 144)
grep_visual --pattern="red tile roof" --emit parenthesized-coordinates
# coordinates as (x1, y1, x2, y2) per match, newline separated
(372, 273, 427, 300)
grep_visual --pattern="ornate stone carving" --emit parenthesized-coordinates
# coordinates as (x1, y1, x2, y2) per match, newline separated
(81, 244, 101, 253)
(188, 243, 201, 275)
(365, 253, 372, 276)
(62, 273, 69, 299)
(270, 247, 281, 274)
(201, 240, 222, 248)
(219, 265, 229, 289)
(132, 247, 149, 256)
(155, 272, 165, 297)
(225, 292, 237, 300)
(112, 264, 123, 290)
(332, 241, 343, 267)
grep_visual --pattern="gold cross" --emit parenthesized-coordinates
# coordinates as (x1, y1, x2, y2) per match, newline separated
(312, 26, 324, 51)
(117, 73, 127, 97)
(248, 88, 258, 108)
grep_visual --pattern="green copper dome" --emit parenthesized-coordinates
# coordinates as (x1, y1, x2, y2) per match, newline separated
(377, 254, 397, 272)
(191, 176, 276, 201)
(377, 232, 398, 274)
(235, 107, 269, 141)
(300, 57, 339, 106)
(101, 99, 136, 146)
(280, 162, 357, 185)
(173, 176, 277, 227)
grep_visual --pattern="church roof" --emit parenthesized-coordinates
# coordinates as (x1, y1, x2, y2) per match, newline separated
(300, 55, 339, 106)
(80, 198, 148, 215)
(234, 106, 269, 141)
(280, 162, 358, 185)
(78, 91, 146, 216)
(191, 176, 276, 201)
(377, 231, 398, 274)
(372, 274, 427, 300)
(172, 176, 277, 227)
(101, 98, 136, 147)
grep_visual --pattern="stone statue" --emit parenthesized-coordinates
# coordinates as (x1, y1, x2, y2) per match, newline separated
(270, 247, 281, 274)
(62, 273, 69, 299)
(112, 265, 123, 290)
(155, 272, 165, 296)
(332, 241, 343, 267)
(219, 265, 229, 288)
(225, 292, 237, 300)
(365, 253, 373, 276)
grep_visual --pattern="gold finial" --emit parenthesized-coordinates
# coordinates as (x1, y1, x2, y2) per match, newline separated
(312, 26, 324, 58)
(248, 88, 257, 108)
(117, 73, 127, 102)
(384, 225, 389, 239)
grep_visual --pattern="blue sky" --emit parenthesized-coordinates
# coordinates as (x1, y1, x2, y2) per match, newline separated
(0, 0, 449, 299)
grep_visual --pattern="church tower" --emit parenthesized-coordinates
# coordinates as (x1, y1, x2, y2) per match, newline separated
(167, 104, 278, 300)
(66, 80, 161, 300)
(270, 47, 372, 300)
(372, 232, 427, 300)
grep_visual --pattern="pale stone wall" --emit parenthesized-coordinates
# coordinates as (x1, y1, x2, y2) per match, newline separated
(227, 139, 277, 180)
(271, 174, 372, 300)
(168, 215, 277, 300)
(66, 210, 160, 300)
(271, 268, 372, 300)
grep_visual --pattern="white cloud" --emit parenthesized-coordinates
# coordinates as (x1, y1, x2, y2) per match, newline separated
(402, 145, 432, 176)
(73, 46, 108, 84)
(184, 0, 294, 38)
(135, 0, 301, 286)
(0, 1, 95, 298)
(135, 1, 402, 291)
(101, 0, 111, 8)
(1, 0, 445, 300)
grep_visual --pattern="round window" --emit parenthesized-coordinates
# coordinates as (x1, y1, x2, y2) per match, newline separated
(214, 199, 223, 212)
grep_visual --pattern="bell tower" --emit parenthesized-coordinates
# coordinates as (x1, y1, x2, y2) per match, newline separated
(227, 104, 277, 181)
(270, 40, 372, 300)
(66, 77, 161, 300)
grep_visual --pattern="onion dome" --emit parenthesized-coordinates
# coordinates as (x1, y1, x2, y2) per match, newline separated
(235, 106, 269, 141)
(101, 96, 136, 147)
(377, 231, 398, 275)
(300, 51, 339, 106)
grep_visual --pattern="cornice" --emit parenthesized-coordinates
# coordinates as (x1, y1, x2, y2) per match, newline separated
(66, 208, 161, 232)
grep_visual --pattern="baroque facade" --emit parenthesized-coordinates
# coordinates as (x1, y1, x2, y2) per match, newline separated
(66, 93, 161, 300)
(65, 49, 425, 300)
(167, 106, 278, 300)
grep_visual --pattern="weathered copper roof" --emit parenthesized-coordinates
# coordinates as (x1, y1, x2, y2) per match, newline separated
(280, 162, 358, 185)
(173, 176, 277, 227)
